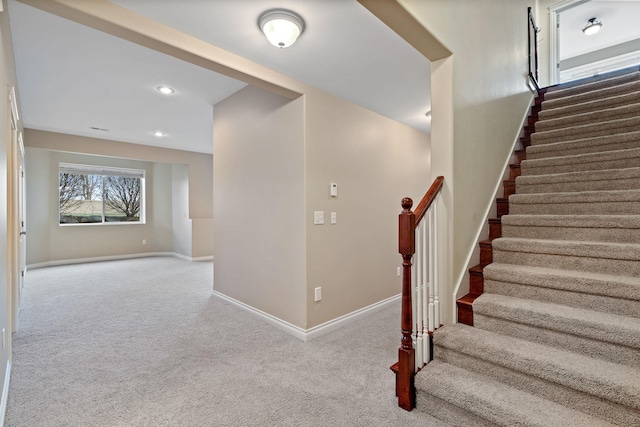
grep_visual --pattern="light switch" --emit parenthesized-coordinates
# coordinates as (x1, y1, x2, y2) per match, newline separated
(330, 183, 338, 197)
(314, 211, 324, 225)
(331, 212, 337, 224)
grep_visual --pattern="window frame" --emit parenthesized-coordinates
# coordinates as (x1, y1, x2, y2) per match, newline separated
(58, 162, 146, 226)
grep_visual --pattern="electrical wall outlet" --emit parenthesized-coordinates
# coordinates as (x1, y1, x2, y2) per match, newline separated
(314, 287, 322, 302)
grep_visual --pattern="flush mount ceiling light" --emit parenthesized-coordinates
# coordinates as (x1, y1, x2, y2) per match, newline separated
(258, 9, 305, 48)
(153, 131, 166, 137)
(156, 85, 175, 95)
(582, 17, 602, 36)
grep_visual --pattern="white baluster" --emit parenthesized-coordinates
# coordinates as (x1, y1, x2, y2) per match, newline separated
(433, 198, 440, 329)
(428, 207, 435, 332)
(414, 222, 423, 369)
(421, 221, 428, 363)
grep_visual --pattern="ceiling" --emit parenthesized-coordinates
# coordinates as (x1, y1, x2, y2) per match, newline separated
(7, 0, 432, 154)
(559, 0, 640, 60)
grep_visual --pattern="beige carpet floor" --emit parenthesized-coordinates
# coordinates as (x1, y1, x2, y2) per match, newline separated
(6, 256, 445, 426)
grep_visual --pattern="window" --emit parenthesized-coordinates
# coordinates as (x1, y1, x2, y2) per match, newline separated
(59, 163, 145, 225)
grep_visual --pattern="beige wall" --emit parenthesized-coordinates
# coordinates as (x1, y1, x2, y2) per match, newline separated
(213, 85, 307, 327)
(398, 0, 536, 316)
(171, 163, 191, 257)
(304, 89, 430, 328)
(213, 84, 430, 329)
(25, 129, 213, 264)
(25, 148, 174, 264)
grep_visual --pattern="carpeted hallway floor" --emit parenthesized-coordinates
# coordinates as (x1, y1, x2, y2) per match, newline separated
(6, 256, 445, 426)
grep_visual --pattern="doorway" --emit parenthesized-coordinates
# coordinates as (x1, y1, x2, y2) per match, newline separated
(549, 0, 640, 84)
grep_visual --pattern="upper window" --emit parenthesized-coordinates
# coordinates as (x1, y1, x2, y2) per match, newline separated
(59, 163, 145, 225)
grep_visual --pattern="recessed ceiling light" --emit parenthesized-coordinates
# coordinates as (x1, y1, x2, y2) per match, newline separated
(153, 131, 166, 137)
(90, 126, 109, 132)
(156, 85, 175, 95)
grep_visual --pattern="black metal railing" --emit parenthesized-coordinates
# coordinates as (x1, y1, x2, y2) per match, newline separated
(528, 7, 540, 91)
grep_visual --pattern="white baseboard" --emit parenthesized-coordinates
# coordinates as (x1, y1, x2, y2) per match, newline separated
(27, 252, 212, 270)
(212, 291, 400, 342)
(0, 362, 11, 427)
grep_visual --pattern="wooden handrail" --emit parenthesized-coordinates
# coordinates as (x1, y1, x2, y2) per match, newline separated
(414, 176, 444, 224)
(395, 176, 445, 411)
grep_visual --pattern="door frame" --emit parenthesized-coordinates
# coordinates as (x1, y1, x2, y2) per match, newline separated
(7, 86, 22, 338)
(548, 0, 591, 85)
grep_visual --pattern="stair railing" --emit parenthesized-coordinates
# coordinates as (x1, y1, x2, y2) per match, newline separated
(528, 7, 540, 91)
(396, 175, 445, 411)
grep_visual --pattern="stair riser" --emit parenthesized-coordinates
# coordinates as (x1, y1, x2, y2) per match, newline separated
(474, 314, 640, 369)
(526, 139, 640, 160)
(484, 279, 640, 319)
(416, 393, 495, 427)
(521, 155, 640, 176)
(434, 347, 640, 426)
(501, 224, 640, 244)
(492, 249, 640, 277)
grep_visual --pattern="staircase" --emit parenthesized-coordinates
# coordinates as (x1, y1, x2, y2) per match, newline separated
(414, 68, 640, 426)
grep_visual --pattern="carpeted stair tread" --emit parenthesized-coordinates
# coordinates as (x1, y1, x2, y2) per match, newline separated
(509, 189, 640, 215)
(539, 90, 640, 121)
(531, 115, 640, 146)
(483, 269, 640, 320)
(483, 263, 640, 302)
(521, 147, 640, 176)
(473, 293, 640, 350)
(526, 130, 640, 160)
(535, 102, 640, 133)
(433, 324, 640, 411)
(544, 71, 640, 100)
(415, 360, 616, 427)
(515, 167, 640, 194)
(501, 214, 640, 243)
(473, 297, 640, 369)
(492, 237, 640, 276)
(541, 79, 640, 110)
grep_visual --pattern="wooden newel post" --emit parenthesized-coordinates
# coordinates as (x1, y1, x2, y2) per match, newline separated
(397, 197, 416, 410)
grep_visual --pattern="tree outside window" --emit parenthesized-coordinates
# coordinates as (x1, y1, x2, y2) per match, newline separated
(59, 164, 144, 224)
